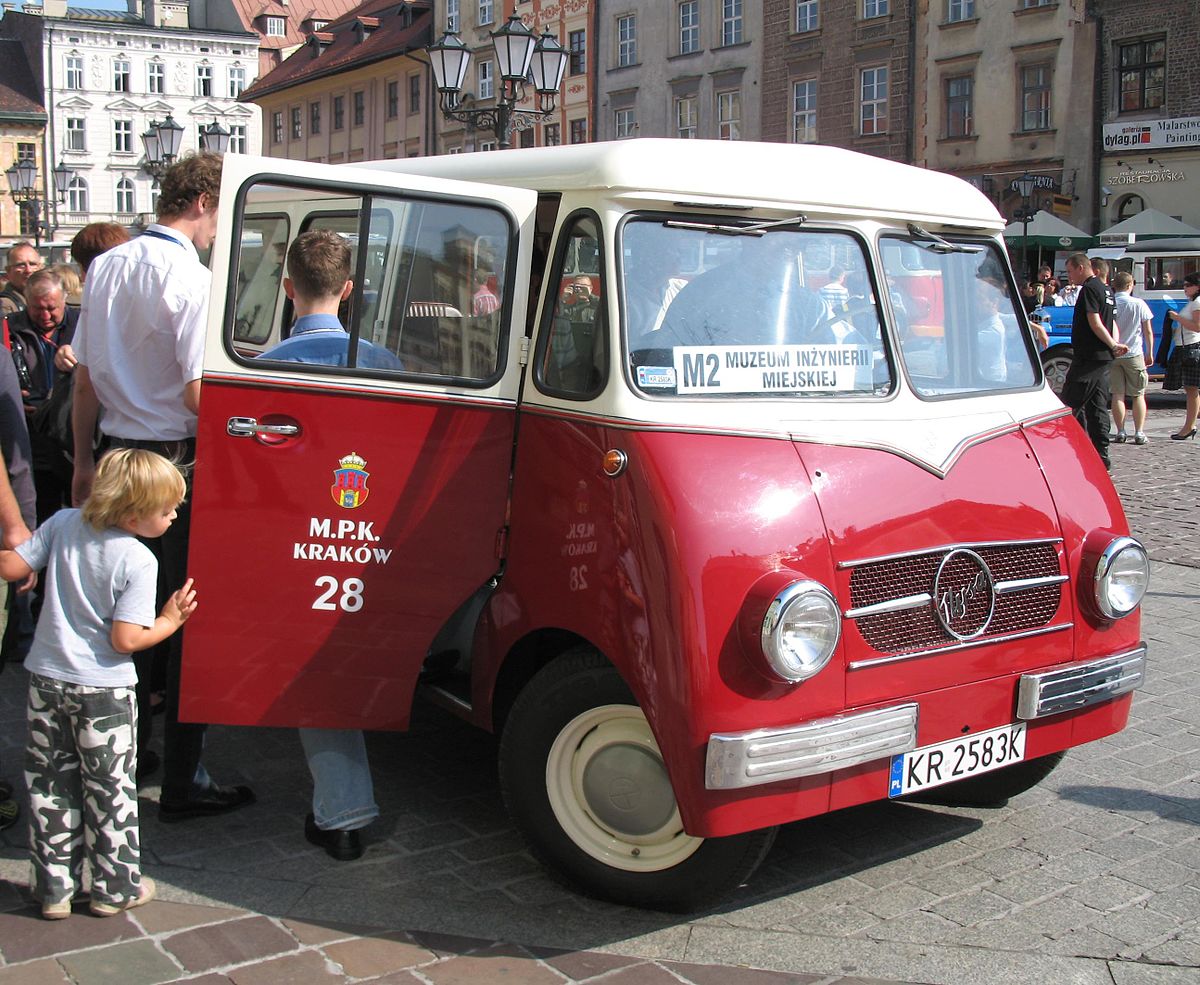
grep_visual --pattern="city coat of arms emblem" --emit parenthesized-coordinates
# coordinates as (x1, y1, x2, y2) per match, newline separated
(331, 453, 370, 508)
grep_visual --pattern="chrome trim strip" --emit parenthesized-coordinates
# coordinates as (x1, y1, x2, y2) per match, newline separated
(847, 622, 1073, 670)
(838, 537, 1063, 570)
(845, 593, 932, 619)
(994, 575, 1069, 595)
(705, 703, 919, 790)
(1017, 646, 1147, 720)
(1020, 407, 1073, 429)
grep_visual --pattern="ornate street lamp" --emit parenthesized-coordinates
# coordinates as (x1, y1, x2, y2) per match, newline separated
(1014, 172, 1037, 282)
(426, 15, 568, 150)
(5, 157, 73, 248)
(199, 119, 231, 154)
(141, 114, 185, 178)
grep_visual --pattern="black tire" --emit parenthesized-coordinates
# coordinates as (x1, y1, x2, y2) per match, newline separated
(1041, 346, 1074, 397)
(906, 750, 1067, 808)
(499, 647, 777, 912)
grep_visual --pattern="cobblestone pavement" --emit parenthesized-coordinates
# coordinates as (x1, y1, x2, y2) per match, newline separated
(0, 402, 1197, 985)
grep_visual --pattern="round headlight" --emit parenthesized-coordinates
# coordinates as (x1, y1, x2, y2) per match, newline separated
(760, 581, 841, 683)
(1094, 537, 1149, 619)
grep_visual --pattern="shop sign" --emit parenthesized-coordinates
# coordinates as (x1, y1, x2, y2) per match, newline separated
(1102, 116, 1200, 151)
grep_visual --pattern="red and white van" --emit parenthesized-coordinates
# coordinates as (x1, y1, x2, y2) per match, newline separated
(182, 140, 1148, 911)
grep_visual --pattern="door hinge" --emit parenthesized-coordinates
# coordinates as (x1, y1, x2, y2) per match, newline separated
(519, 336, 531, 366)
(495, 525, 510, 560)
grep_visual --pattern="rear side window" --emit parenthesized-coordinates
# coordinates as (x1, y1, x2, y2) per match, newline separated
(879, 236, 1038, 397)
(228, 180, 513, 385)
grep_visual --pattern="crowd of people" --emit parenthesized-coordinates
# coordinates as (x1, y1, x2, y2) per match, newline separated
(0, 153, 373, 923)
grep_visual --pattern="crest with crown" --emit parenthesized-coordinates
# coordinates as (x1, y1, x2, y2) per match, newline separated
(331, 452, 370, 508)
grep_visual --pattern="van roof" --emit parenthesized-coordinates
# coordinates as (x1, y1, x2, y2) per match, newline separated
(366, 139, 1003, 231)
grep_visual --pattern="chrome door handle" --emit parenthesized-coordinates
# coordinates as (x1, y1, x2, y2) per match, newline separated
(227, 416, 301, 438)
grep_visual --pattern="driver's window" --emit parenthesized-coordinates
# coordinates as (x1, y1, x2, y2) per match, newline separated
(537, 213, 606, 398)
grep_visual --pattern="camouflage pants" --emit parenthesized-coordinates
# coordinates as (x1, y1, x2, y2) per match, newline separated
(25, 673, 142, 907)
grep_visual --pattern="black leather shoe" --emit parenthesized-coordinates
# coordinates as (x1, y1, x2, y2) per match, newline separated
(159, 784, 255, 823)
(304, 813, 364, 861)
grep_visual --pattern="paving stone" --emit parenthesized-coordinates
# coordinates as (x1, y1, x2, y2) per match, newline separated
(226, 950, 347, 985)
(322, 933, 436, 978)
(163, 916, 300, 974)
(0, 958, 72, 984)
(924, 889, 1013, 926)
(135, 900, 248, 936)
(661, 962, 827, 985)
(1065, 876, 1152, 912)
(419, 943, 566, 985)
(58, 940, 182, 985)
(0, 904, 141, 963)
(1116, 857, 1195, 892)
(537, 950, 643, 981)
(1109, 963, 1200, 985)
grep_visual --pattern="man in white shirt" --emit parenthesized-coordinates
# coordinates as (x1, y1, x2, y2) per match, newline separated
(1109, 271, 1155, 446)
(71, 153, 254, 821)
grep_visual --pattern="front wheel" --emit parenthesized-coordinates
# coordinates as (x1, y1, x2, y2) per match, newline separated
(1041, 346, 1074, 398)
(499, 648, 776, 912)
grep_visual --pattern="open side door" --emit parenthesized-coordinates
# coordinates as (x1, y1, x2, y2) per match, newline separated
(180, 155, 537, 730)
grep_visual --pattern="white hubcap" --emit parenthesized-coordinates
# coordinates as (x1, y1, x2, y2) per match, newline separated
(545, 704, 703, 872)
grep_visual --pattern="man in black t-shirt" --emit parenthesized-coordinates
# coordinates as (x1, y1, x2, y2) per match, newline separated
(1062, 253, 1126, 468)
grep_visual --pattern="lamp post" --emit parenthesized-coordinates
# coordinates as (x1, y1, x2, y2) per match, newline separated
(1014, 172, 1037, 282)
(5, 156, 74, 248)
(140, 114, 185, 179)
(426, 14, 568, 150)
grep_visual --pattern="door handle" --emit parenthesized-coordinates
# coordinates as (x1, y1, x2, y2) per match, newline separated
(227, 416, 301, 438)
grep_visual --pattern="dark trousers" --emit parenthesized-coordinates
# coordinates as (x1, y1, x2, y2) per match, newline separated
(1062, 358, 1112, 466)
(108, 437, 204, 801)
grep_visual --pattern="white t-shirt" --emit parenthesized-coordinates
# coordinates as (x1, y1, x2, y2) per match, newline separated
(1175, 297, 1200, 346)
(75, 224, 210, 441)
(17, 510, 157, 687)
(1113, 291, 1153, 358)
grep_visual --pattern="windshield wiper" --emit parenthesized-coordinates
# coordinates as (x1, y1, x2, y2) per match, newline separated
(907, 223, 983, 254)
(664, 214, 808, 237)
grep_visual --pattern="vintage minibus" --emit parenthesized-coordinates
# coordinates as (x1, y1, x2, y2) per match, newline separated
(181, 140, 1148, 911)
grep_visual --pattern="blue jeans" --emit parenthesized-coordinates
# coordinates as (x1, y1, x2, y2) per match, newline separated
(297, 728, 378, 831)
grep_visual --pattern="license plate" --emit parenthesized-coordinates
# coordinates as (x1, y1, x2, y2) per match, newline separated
(888, 722, 1026, 798)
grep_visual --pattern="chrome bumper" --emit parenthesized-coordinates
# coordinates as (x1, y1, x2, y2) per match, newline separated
(1016, 645, 1147, 720)
(705, 703, 919, 790)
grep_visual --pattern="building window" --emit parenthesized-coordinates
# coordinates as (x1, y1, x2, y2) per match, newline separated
(617, 14, 636, 66)
(615, 108, 636, 138)
(947, 0, 974, 21)
(796, 0, 818, 32)
(447, 0, 459, 32)
(1118, 38, 1165, 113)
(291, 106, 302, 139)
(1020, 62, 1051, 131)
(266, 16, 286, 36)
(272, 111, 284, 143)
(569, 30, 586, 75)
(479, 0, 493, 27)
(66, 117, 86, 152)
(16, 142, 34, 163)
(386, 81, 399, 118)
(304, 102, 318, 135)
(717, 89, 741, 139)
(519, 128, 535, 149)
(67, 176, 88, 213)
(569, 118, 587, 144)
(676, 95, 696, 138)
(65, 54, 83, 90)
(196, 63, 213, 97)
(860, 66, 888, 134)
(333, 95, 345, 130)
(721, 0, 743, 45)
(478, 60, 493, 100)
(353, 90, 365, 126)
(229, 124, 246, 154)
(945, 74, 973, 137)
(544, 122, 560, 146)
(113, 57, 130, 92)
(679, 1, 699, 54)
(1019, 0, 1052, 7)
(113, 119, 133, 153)
(115, 177, 135, 214)
(409, 74, 420, 114)
(478, 139, 497, 152)
(229, 65, 246, 98)
(863, 0, 888, 16)
(148, 60, 164, 94)
(792, 79, 817, 143)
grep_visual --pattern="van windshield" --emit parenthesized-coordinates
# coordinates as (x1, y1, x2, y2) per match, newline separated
(623, 219, 891, 398)
(879, 235, 1039, 396)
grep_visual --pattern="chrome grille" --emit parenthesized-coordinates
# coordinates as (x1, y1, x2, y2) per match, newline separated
(849, 541, 1063, 654)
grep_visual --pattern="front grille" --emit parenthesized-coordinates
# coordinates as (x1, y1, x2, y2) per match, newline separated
(849, 541, 1063, 654)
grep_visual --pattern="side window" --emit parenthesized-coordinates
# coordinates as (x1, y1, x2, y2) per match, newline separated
(228, 180, 512, 384)
(536, 213, 606, 398)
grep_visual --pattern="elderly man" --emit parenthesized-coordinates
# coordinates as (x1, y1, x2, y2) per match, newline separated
(3, 269, 78, 522)
(1, 242, 45, 315)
